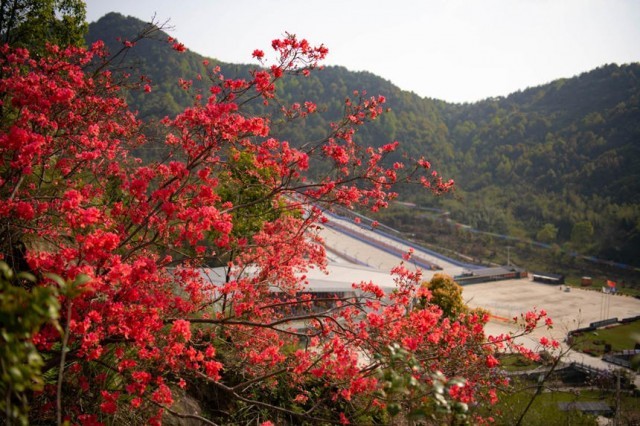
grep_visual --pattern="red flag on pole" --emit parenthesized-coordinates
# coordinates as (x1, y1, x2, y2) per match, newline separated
(607, 280, 616, 288)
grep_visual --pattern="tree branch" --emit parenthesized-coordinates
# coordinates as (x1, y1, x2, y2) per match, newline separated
(195, 371, 341, 425)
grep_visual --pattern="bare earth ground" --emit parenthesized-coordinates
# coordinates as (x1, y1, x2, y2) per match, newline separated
(462, 278, 640, 343)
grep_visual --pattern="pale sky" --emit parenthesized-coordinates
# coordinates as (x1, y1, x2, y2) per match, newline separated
(85, 0, 640, 104)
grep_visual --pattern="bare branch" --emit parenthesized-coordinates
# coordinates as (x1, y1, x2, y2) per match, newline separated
(195, 372, 341, 425)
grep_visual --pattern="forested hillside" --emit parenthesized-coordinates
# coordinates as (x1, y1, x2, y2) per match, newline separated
(87, 13, 640, 268)
(436, 64, 640, 266)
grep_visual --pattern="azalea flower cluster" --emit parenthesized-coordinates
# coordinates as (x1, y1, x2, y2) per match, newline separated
(0, 33, 550, 424)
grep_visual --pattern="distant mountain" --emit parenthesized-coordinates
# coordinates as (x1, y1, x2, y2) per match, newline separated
(86, 13, 453, 162)
(87, 13, 640, 266)
(441, 64, 640, 202)
(436, 64, 640, 264)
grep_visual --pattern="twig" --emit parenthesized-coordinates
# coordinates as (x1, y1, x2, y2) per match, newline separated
(151, 400, 219, 426)
(56, 300, 73, 426)
(195, 371, 341, 424)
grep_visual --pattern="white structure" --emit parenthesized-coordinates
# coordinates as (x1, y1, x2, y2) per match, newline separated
(196, 261, 400, 297)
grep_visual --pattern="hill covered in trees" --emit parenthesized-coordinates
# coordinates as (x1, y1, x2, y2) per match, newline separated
(87, 13, 640, 269)
(437, 64, 640, 267)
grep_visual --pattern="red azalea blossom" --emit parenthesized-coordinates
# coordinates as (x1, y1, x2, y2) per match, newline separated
(172, 42, 186, 52)
(0, 34, 552, 425)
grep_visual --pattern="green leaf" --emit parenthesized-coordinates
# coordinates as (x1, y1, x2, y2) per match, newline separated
(44, 272, 66, 290)
(387, 403, 401, 416)
(8, 366, 24, 382)
(73, 273, 91, 287)
(15, 271, 36, 282)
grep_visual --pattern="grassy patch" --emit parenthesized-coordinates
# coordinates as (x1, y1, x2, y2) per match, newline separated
(498, 353, 542, 372)
(480, 380, 640, 425)
(480, 388, 599, 425)
(572, 321, 640, 356)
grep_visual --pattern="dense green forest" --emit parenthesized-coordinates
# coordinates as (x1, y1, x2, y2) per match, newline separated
(87, 13, 640, 273)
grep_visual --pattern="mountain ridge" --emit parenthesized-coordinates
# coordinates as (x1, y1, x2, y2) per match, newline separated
(87, 13, 640, 267)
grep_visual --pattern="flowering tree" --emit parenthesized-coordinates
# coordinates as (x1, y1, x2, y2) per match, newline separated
(0, 29, 556, 425)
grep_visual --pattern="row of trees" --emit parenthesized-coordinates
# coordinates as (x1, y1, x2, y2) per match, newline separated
(1, 3, 556, 424)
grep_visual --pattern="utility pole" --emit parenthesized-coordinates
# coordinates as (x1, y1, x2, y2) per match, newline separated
(506, 246, 512, 266)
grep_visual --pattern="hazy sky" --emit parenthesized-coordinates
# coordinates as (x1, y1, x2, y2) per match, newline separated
(85, 0, 640, 103)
